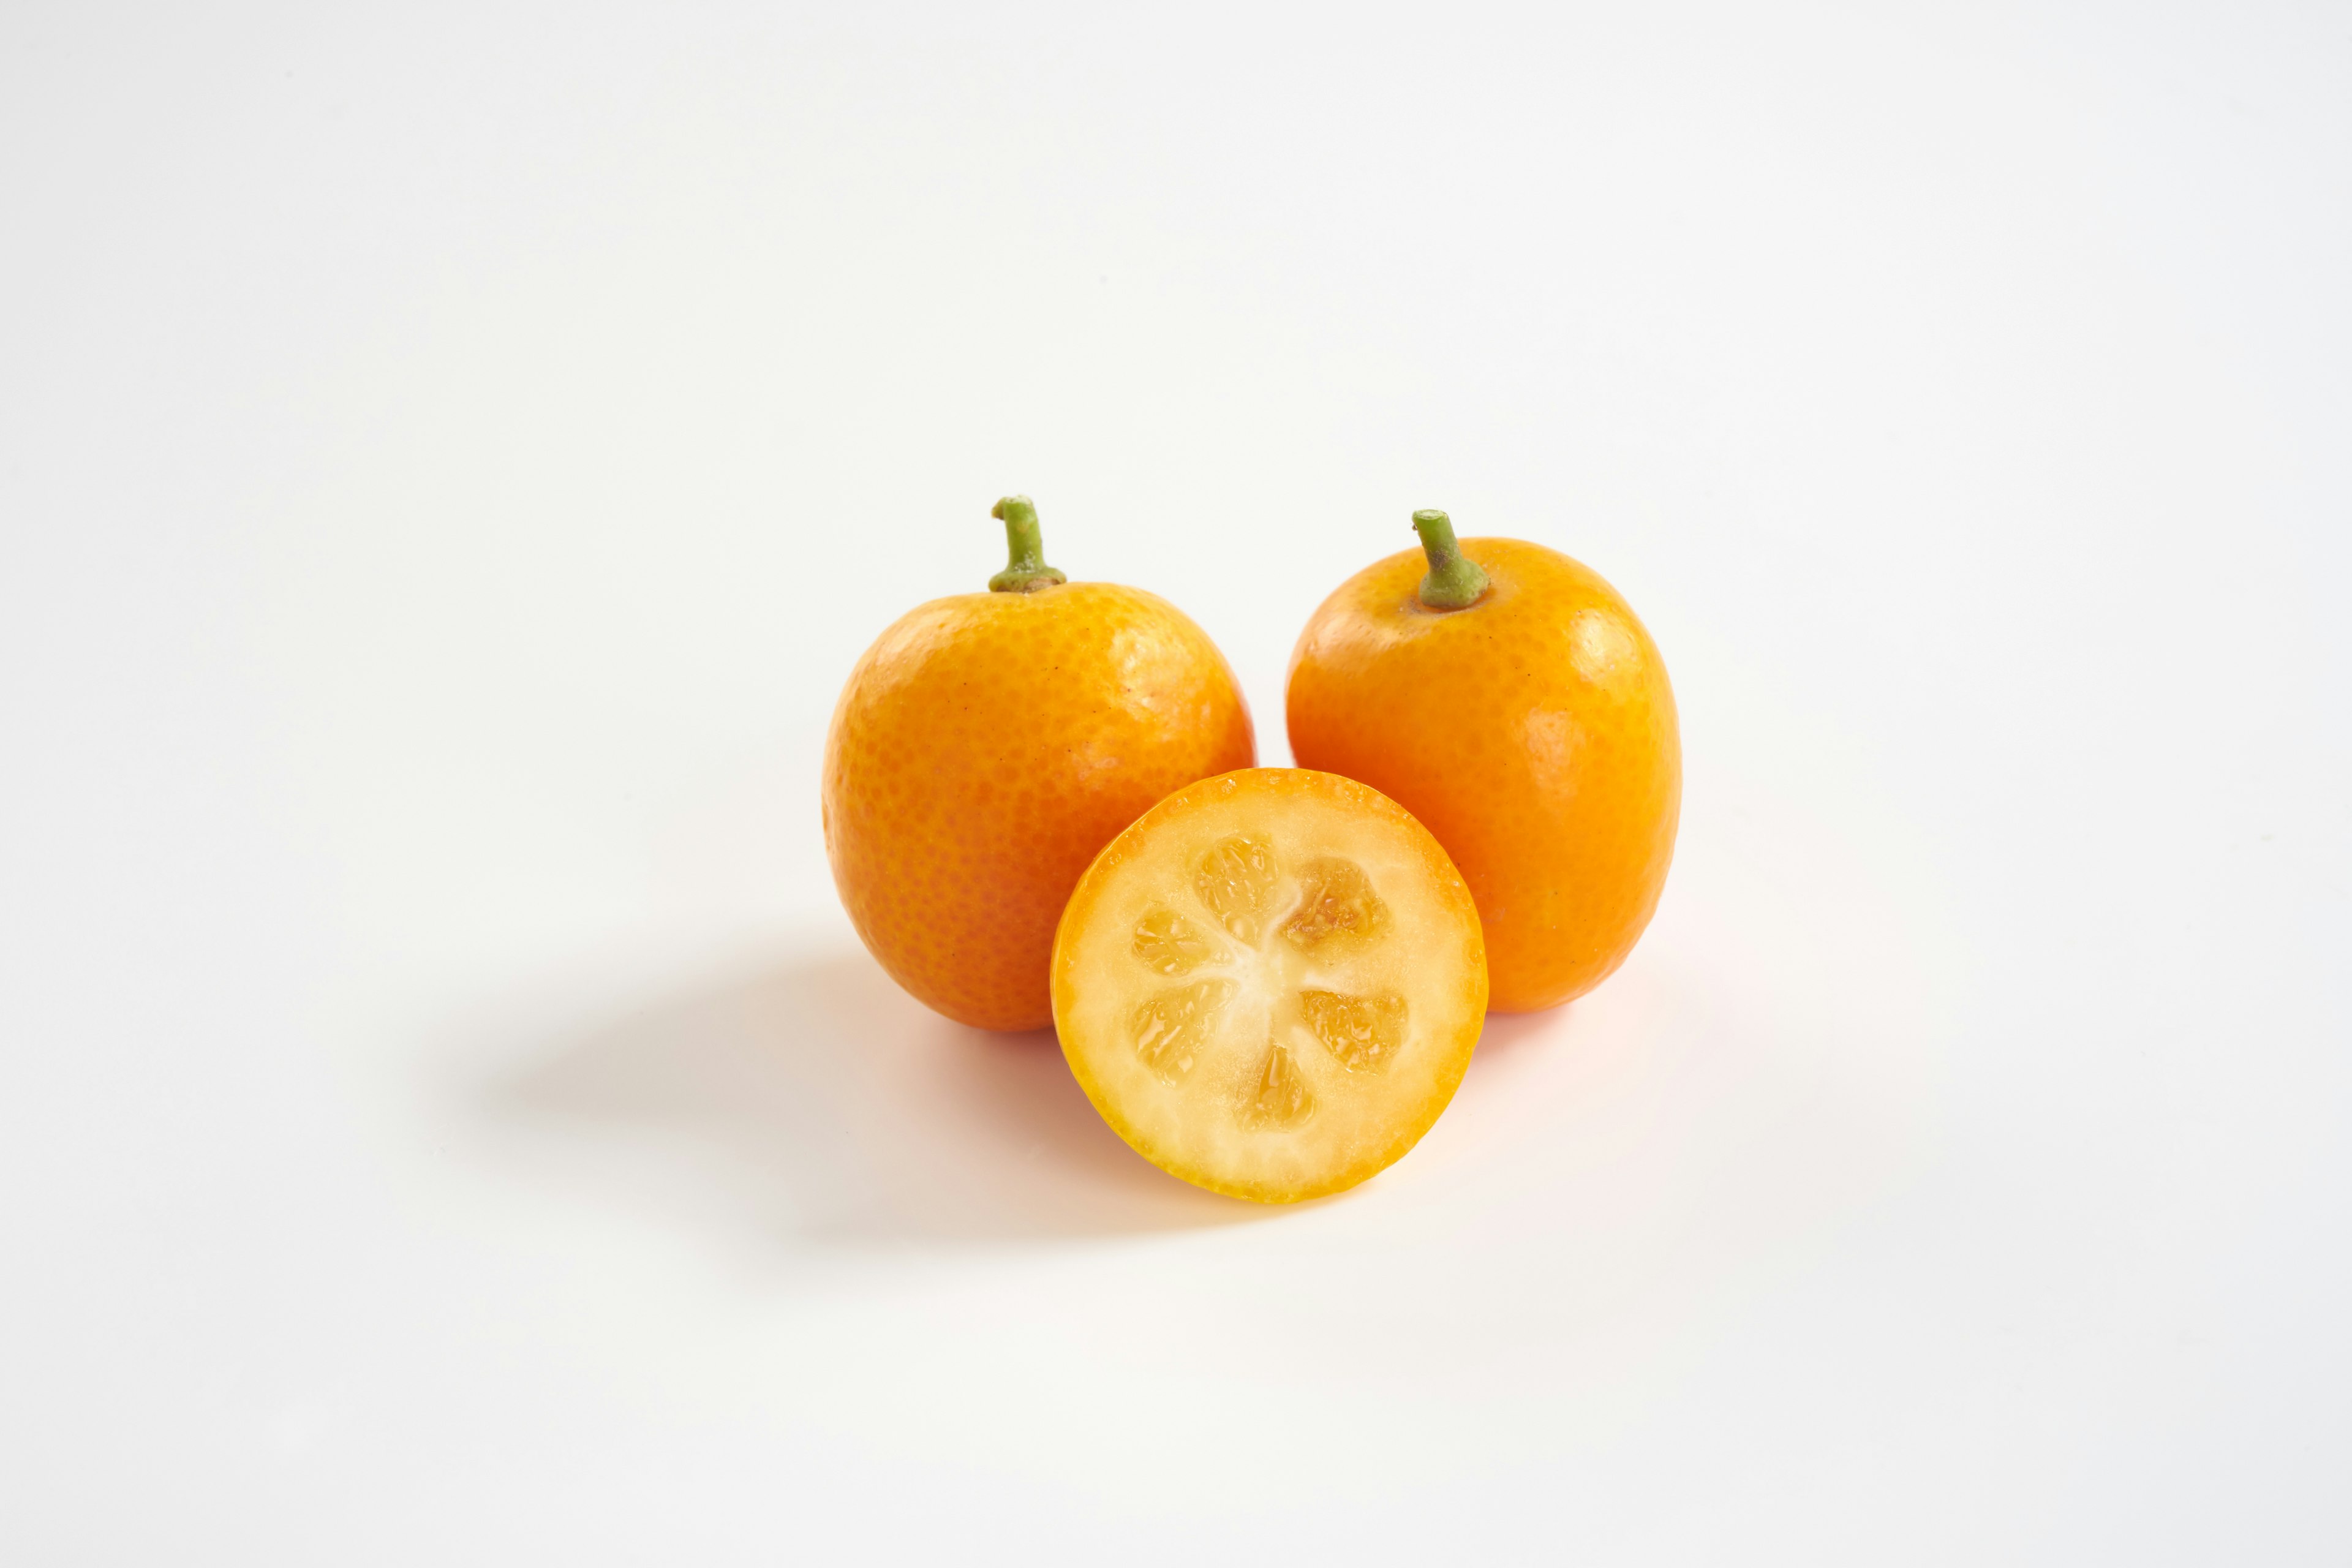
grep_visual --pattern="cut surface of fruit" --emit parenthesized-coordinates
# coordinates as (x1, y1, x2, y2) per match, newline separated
(1052, 769, 1488, 1204)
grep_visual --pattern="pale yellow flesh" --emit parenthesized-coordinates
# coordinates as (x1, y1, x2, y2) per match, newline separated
(1056, 786, 1485, 1202)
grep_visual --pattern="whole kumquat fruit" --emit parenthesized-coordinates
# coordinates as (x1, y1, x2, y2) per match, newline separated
(1286, 511, 1679, 1013)
(824, 496, 1254, 1031)
(1052, 767, 1487, 1202)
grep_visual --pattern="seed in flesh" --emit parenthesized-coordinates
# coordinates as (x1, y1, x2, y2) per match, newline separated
(1298, 988, 1409, 1072)
(1129, 979, 1235, 1083)
(1281, 856, 1389, 949)
(1194, 833, 1282, 943)
(1131, 907, 1221, 976)
(1237, 1041, 1315, 1130)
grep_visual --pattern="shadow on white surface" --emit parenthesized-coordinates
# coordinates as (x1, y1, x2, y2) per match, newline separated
(480, 940, 1270, 1247)
(1466, 1004, 1580, 1056)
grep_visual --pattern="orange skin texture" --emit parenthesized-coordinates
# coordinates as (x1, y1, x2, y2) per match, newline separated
(1286, 538, 1680, 1012)
(824, 581, 1254, 1031)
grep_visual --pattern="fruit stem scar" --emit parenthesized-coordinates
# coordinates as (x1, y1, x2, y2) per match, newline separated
(1411, 509, 1490, 611)
(989, 496, 1068, 593)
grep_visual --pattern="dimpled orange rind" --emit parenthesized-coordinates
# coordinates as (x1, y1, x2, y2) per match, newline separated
(1286, 537, 1679, 1013)
(825, 581, 1254, 1031)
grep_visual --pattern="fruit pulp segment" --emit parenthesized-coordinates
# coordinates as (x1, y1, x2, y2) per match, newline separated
(1125, 832, 1411, 1109)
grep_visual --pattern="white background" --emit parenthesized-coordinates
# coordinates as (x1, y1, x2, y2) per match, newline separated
(4, 2, 2347, 1561)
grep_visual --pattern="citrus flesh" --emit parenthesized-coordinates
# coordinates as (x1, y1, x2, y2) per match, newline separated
(1052, 769, 1487, 1203)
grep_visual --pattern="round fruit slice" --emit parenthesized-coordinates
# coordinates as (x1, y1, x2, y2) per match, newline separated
(1051, 768, 1488, 1203)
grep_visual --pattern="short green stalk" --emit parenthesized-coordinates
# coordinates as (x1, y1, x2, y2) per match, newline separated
(1412, 509, 1490, 610)
(987, 496, 1066, 592)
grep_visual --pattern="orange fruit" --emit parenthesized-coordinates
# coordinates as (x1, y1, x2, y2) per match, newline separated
(1286, 510, 1679, 1012)
(1051, 767, 1488, 1202)
(823, 497, 1254, 1031)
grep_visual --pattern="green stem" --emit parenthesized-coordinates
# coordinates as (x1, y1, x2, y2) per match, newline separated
(1412, 509, 1490, 609)
(987, 496, 1067, 592)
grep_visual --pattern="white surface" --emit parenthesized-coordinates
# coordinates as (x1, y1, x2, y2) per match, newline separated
(4, 2, 2348, 1561)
